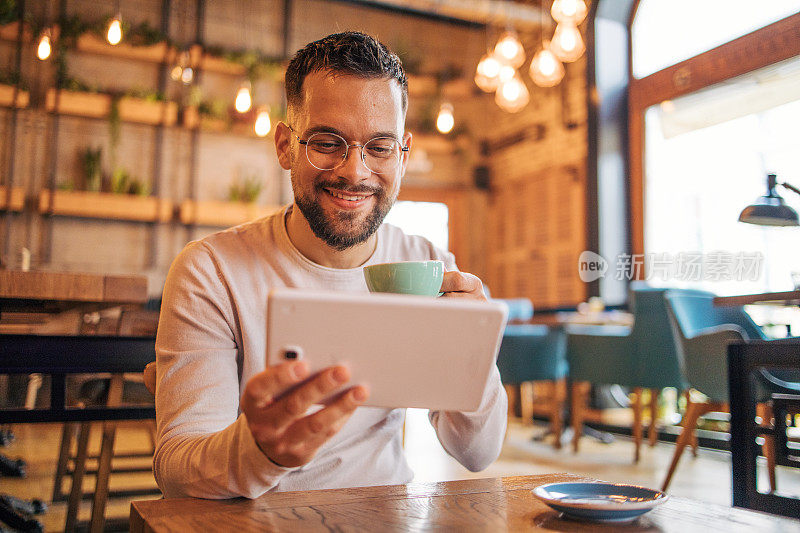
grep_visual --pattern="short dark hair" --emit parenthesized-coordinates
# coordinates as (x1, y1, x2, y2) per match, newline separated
(284, 31, 408, 116)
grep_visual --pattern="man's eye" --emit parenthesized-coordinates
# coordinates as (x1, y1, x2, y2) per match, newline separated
(366, 142, 396, 157)
(310, 141, 343, 152)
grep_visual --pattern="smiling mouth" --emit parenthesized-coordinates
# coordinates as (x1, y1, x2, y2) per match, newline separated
(323, 188, 374, 202)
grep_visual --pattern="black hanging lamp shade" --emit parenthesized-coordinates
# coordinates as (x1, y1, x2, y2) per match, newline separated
(738, 173, 799, 227)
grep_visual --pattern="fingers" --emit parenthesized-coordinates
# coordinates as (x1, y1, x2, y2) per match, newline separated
(276, 386, 369, 458)
(440, 271, 486, 300)
(266, 366, 352, 432)
(241, 360, 309, 412)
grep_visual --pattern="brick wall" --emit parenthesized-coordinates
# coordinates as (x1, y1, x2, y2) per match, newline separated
(1, 0, 589, 306)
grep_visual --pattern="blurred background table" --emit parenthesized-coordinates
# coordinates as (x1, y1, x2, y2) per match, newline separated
(713, 290, 800, 308)
(0, 270, 147, 315)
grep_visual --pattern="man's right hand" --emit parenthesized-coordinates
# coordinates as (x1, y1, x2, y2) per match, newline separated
(240, 361, 368, 468)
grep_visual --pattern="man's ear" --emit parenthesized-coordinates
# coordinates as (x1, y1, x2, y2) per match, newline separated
(274, 122, 292, 170)
(398, 131, 412, 177)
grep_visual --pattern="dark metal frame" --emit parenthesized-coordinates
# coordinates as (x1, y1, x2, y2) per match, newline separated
(771, 393, 800, 469)
(729, 341, 800, 518)
(0, 334, 155, 424)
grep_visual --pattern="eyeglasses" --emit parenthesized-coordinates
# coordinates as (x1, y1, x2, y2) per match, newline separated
(287, 125, 409, 175)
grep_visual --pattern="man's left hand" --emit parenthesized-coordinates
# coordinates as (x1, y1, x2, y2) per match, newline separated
(440, 271, 486, 301)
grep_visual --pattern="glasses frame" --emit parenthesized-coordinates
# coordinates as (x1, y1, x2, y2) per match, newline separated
(286, 124, 409, 175)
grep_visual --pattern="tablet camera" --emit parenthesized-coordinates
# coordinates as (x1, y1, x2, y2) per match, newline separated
(282, 346, 303, 360)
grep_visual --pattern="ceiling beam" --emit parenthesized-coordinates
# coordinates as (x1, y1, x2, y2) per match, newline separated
(332, 0, 546, 31)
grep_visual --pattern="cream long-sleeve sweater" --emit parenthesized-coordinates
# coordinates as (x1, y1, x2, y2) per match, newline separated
(153, 206, 508, 499)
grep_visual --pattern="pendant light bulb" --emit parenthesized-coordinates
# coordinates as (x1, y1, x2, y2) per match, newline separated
(235, 83, 252, 113)
(436, 103, 455, 134)
(495, 76, 529, 113)
(550, 23, 585, 62)
(498, 64, 516, 83)
(529, 44, 565, 87)
(493, 32, 526, 69)
(181, 67, 194, 84)
(254, 108, 271, 137)
(107, 16, 122, 45)
(474, 53, 503, 93)
(551, 0, 588, 24)
(37, 33, 52, 60)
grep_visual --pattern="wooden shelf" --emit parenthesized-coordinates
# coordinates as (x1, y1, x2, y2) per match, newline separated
(201, 53, 246, 76)
(189, 44, 286, 78)
(38, 190, 172, 222)
(0, 21, 31, 42)
(46, 89, 110, 118)
(119, 97, 178, 126)
(45, 89, 178, 126)
(0, 186, 25, 211)
(76, 33, 173, 63)
(0, 84, 29, 108)
(179, 199, 279, 227)
(183, 106, 267, 138)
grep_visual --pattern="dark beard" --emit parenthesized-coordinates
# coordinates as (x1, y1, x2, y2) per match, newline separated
(292, 174, 397, 251)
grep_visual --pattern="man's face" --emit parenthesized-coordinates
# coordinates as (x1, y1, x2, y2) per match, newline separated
(279, 71, 411, 251)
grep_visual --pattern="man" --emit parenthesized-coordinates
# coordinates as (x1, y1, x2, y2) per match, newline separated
(154, 31, 507, 499)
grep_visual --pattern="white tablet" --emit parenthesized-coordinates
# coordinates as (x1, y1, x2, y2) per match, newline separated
(266, 288, 508, 411)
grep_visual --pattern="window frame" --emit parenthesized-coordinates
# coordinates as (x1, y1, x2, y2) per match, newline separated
(627, 7, 800, 257)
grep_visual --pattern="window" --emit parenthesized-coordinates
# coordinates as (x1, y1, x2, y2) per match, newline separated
(630, 5, 800, 333)
(632, 0, 800, 78)
(644, 57, 800, 298)
(384, 201, 449, 250)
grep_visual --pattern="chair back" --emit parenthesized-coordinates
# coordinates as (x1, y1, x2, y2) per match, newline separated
(497, 325, 567, 383)
(664, 290, 761, 402)
(665, 290, 765, 341)
(494, 298, 534, 323)
(627, 282, 687, 390)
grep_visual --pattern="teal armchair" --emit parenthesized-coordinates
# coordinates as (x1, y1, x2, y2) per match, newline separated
(661, 290, 800, 491)
(494, 298, 568, 449)
(566, 283, 689, 462)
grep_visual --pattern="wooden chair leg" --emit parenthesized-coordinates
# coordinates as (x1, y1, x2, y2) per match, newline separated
(633, 388, 643, 463)
(661, 400, 725, 491)
(551, 378, 566, 450)
(65, 422, 91, 533)
(684, 390, 699, 457)
(519, 382, 534, 424)
(757, 403, 777, 493)
(504, 385, 518, 418)
(52, 422, 76, 502)
(649, 388, 659, 447)
(89, 374, 124, 533)
(571, 382, 588, 453)
(661, 399, 702, 492)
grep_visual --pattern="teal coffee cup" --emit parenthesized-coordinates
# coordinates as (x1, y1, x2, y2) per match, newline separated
(363, 261, 445, 296)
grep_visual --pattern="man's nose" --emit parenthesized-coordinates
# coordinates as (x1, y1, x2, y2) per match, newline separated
(336, 144, 372, 182)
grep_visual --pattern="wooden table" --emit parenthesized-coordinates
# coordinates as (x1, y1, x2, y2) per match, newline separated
(130, 474, 800, 532)
(0, 269, 147, 315)
(713, 290, 800, 307)
(0, 270, 150, 532)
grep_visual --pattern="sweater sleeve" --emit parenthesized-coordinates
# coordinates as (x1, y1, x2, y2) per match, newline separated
(153, 242, 295, 499)
(426, 250, 508, 471)
(428, 366, 508, 472)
